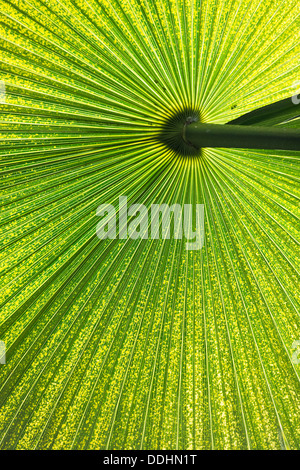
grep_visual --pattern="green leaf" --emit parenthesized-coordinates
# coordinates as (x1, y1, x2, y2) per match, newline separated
(228, 96, 300, 128)
(0, 0, 299, 451)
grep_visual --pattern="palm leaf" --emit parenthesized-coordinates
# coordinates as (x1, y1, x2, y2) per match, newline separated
(0, 0, 299, 450)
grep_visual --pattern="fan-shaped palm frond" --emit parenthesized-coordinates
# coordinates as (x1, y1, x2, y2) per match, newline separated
(0, 0, 299, 450)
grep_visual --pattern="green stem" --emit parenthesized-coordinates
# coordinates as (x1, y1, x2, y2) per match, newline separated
(184, 122, 300, 150)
